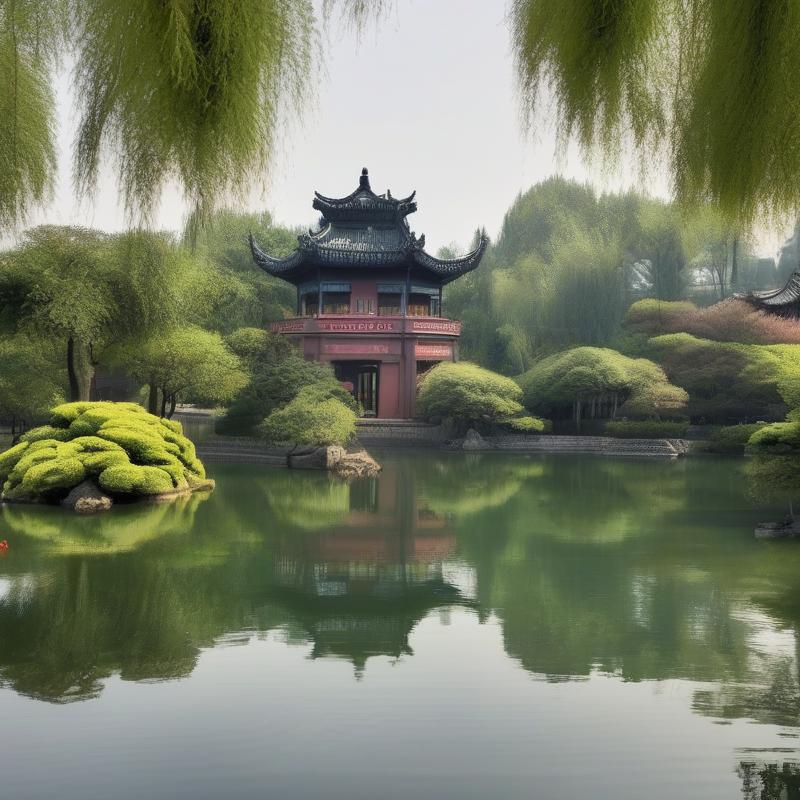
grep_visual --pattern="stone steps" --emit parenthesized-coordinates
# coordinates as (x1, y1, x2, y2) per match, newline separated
(487, 434, 682, 458)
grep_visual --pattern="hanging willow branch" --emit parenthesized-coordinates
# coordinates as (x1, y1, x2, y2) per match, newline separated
(71, 0, 317, 231)
(511, 0, 800, 227)
(0, 0, 65, 229)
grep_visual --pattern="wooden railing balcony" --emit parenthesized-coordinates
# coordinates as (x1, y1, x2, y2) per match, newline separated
(270, 314, 461, 337)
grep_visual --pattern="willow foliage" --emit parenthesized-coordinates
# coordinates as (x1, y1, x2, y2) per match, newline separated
(0, 0, 65, 228)
(71, 0, 316, 228)
(511, 0, 800, 225)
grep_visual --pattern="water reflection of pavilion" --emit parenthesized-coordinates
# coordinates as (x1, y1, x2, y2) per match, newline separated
(268, 463, 474, 673)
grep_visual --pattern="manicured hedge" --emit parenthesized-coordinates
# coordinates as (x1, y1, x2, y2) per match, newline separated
(259, 387, 357, 447)
(604, 421, 689, 439)
(747, 421, 800, 454)
(417, 361, 546, 433)
(707, 423, 768, 454)
(0, 401, 210, 503)
(519, 346, 688, 421)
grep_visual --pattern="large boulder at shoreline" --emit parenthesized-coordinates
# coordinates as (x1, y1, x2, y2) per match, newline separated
(287, 444, 381, 479)
(0, 402, 213, 510)
(333, 451, 382, 480)
(288, 445, 346, 470)
(61, 480, 113, 513)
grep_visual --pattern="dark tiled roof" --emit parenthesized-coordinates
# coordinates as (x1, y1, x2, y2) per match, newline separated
(249, 168, 486, 285)
(745, 270, 800, 316)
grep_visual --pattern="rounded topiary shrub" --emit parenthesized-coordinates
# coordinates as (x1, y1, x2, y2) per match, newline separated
(0, 402, 213, 504)
(416, 361, 546, 434)
(259, 387, 357, 447)
(747, 421, 800, 455)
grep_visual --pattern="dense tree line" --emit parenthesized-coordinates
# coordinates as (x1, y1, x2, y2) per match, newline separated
(0, 212, 298, 426)
(444, 177, 769, 375)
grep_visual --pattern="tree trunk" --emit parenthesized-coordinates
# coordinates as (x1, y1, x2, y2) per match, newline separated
(160, 389, 168, 419)
(731, 236, 739, 288)
(167, 394, 177, 419)
(66, 337, 81, 402)
(147, 383, 159, 415)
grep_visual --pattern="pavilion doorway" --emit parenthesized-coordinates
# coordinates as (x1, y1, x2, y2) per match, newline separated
(333, 361, 380, 417)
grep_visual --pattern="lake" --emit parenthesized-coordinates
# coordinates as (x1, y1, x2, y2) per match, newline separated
(1, 452, 800, 799)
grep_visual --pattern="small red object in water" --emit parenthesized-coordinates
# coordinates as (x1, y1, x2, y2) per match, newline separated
(0, 540, 8, 554)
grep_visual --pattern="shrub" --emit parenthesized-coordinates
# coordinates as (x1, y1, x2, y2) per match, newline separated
(19, 458, 86, 496)
(502, 415, 548, 433)
(19, 426, 71, 443)
(626, 297, 800, 345)
(259, 390, 357, 447)
(519, 347, 688, 424)
(604, 420, 690, 439)
(707, 423, 768, 454)
(747, 422, 800, 454)
(0, 442, 31, 483)
(99, 464, 175, 496)
(647, 333, 798, 422)
(417, 362, 543, 432)
(217, 343, 351, 435)
(0, 401, 210, 503)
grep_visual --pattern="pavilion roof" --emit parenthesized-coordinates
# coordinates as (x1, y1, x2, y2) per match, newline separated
(249, 168, 487, 285)
(745, 270, 800, 315)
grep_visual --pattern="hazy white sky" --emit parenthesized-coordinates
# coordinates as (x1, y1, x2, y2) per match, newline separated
(31, 0, 787, 256)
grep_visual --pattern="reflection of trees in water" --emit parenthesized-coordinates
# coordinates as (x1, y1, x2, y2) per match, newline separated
(449, 454, 800, 720)
(0, 458, 471, 700)
(4, 452, 800, 718)
(414, 454, 543, 517)
(739, 762, 800, 800)
(258, 469, 350, 531)
(2, 492, 208, 554)
(0, 558, 228, 702)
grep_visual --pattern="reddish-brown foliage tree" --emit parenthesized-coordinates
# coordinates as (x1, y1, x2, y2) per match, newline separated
(626, 299, 800, 345)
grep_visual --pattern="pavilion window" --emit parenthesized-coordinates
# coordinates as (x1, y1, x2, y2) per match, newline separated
(299, 283, 319, 316)
(408, 285, 440, 317)
(356, 297, 376, 314)
(377, 284, 403, 316)
(321, 282, 351, 315)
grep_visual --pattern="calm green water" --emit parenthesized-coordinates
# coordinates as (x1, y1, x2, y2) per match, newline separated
(2, 453, 800, 799)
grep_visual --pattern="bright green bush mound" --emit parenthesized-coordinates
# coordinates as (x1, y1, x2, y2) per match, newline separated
(604, 420, 689, 439)
(519, 347, 688, 421)
(259, 386, 357, 447)
(706, 423, 768, 454)
(0, 402, 209, 502)
(747, 422, 800, 455)
(646, 333, 799, 423)
(417, 361, 546, 433)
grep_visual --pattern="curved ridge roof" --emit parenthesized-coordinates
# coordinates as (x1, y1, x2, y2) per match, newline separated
(745, 270, 800, 316)
(312, 167, 417, 223)
(250, 168, 487, 286)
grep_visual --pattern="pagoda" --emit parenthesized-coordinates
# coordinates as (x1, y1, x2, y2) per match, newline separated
(249, 168, 486, 418)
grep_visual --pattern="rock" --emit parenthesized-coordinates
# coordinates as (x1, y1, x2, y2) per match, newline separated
(288, 445, 346, 470)
(332, 450, 382, 480)
(61, 480, 113, 513)
(462, 428, 490, 451)
(755, 520, 800, 539)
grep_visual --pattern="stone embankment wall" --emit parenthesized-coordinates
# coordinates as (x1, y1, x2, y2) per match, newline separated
(483, 434, 691, 458)
(192, 424, 692, 464)
(355, 419, 448, 447)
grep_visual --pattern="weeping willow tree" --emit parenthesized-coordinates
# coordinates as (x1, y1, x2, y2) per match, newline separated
(72, 0, 315, 231)
(0, 0, 316, 231)
(0, 0, 65, 228)
(511, 0, 800, 226)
